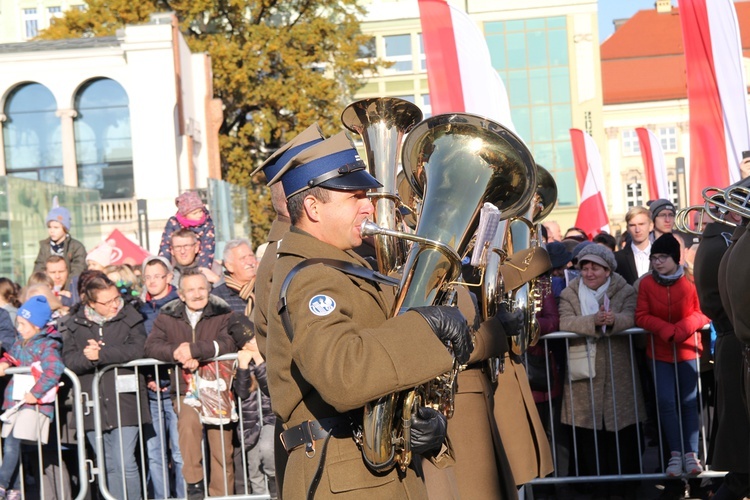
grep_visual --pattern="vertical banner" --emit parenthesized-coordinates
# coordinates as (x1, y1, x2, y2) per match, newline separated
(570, 128, 610, 237)
(636, 128, 670, 201)
(418, 0, 514, 128)
(679, 0, 750, 204)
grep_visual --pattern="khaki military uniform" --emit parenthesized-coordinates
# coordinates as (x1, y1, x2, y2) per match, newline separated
(267, 228, 454, 499)
(254, 215, 292, 357)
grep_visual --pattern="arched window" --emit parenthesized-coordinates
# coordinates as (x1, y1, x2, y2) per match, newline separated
(2, 83, 63, 184)
(74, 78, 133, 199)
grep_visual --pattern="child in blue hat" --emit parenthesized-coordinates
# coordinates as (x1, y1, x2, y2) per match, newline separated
(33, 197, 87, 279)
(0, 296, 64, 499)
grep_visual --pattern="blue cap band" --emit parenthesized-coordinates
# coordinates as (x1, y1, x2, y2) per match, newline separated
(281, 148, 365, 197)
(263, 138, 324, 181)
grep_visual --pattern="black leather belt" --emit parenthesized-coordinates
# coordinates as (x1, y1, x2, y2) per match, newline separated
(280, 417, 352, 456)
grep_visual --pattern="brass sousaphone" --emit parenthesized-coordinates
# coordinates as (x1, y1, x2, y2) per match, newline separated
(360, 113, 537, 471)
(342, 98, 423, 275)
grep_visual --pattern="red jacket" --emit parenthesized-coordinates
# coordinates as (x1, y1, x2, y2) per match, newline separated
(635, 273, 708, 362)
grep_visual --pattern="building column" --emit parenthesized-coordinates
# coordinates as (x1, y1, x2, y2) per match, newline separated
(0, 113, 6, 175)
(56, 108, 78, 186)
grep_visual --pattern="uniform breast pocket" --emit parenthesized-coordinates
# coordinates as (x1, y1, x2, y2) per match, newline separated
(326, 456, 396, 493)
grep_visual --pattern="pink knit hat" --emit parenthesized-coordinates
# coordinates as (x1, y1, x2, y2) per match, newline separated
(86, 243, 114, 268)
(175, 192, 204, 216)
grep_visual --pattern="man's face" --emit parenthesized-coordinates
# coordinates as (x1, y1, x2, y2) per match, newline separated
(225, 244, 257, 283)
(171, 235, 199, 266)
(315, 189, 375, 251)
(143, 263, 172, 297)
(45, 260, 68, 288)
(627, 213, 653, 245)
(178, 274, 209, 311)
(653, 209, 675, 234)
(47, 221, 66, 242)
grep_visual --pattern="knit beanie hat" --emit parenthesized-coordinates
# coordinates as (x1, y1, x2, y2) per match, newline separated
(18, 295, 52, 329)
(546, 242, 572, 269)
(651, 233, 681, 265)
(576, 243, 617, 271)
(175, 191, 204, 217)
(86, 243, 114, 268)
(46, 206, 71, 232)
(648, 198, 675, 220)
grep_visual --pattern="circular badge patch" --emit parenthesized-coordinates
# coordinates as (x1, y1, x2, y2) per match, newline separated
(309, 295, 336, 316)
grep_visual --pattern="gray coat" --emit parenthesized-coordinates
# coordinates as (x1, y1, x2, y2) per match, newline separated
(559, 273, 646, 431)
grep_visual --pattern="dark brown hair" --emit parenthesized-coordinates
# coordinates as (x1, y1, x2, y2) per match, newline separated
(78, 270, 116, 305)
(0, 278, 21, 308)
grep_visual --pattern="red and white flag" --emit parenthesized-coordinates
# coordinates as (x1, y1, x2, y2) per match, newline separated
(680, 0, 750, 204)
(636, 128, 670, 201)
(570, 129, 610, 237)
(418, 0, 514, 128)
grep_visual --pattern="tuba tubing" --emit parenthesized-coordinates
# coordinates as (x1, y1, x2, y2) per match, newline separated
(359, 112, 537, 472)
(342, 98, 423, 275)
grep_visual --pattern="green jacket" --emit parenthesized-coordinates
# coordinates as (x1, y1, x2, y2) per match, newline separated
(34, 236, 87, 278)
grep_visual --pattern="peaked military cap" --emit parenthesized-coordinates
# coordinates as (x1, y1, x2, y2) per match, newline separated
(252, 124, 325, 182)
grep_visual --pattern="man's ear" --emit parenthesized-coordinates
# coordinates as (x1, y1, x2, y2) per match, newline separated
(303, 195, 321, 222)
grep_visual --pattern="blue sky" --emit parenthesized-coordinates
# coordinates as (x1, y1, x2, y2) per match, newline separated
(598, 0, 676, 42)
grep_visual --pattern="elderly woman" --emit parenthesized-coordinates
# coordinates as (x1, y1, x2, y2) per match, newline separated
(559, 244, 645, 498)
(60, 271, 149, 500)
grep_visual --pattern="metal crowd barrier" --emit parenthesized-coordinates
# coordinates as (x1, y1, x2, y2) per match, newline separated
(3, 366, 88, 500)
(523, 327, 722, 491)
(91, 354, 272, 500)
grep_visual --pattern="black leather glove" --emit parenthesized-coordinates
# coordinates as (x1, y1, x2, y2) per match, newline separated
(409, 406, 447, 455)
(496, 302, 525, 337)
(410, 306, 473, 364)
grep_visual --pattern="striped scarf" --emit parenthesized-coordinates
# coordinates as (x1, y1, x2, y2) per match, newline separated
(224, 275, 255, 317)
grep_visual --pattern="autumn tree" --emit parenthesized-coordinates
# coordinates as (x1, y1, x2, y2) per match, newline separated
(40, 0, 379, 243)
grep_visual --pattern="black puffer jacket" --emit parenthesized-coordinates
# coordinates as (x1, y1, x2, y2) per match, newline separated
(60, 302, 150, 432)
(234, 361, 275, 449)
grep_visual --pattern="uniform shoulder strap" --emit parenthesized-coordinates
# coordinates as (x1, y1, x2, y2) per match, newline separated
(276, 258, 399, 342)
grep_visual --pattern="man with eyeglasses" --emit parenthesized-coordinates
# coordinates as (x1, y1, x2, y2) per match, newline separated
(169, 228, 220, 288)
(139, 256, 184, 499)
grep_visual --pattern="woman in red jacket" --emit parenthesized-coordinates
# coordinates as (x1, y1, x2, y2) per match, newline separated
(635, 233, 708, 478)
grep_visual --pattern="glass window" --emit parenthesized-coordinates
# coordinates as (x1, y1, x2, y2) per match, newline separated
(547, 17, 566, 29)
(549, 67, 570, 103)
(531, 106, 552, 142)
(418, 34, 426, 71)
(529, 68, 549, 104)
(511, 107, 531, 142)
(622, 129, 640, 155)
(555, 169, 576, 206)
(507, 70, 529, 105)
(506, 20, 524, 32)
(3, 83, 62, 184)
(626, 181, 644, 208)
(533, 142, 554, 168)
(421, 94, 431, 118)
(385, 34, 412, 72)
(527, 31, 547, 68)
(672, 180, 679, 204)
(551, 105, 572, 141)
(547, 30, 568, 65)
(23, 9, 38, 39)
(485, 21, 503, 35)
(658, 126, 677, 152)
(506, 33, 526, 69)
(526, 18, 545, 30)
(486, 35, 506, 69)
(74, 78, 134, 199)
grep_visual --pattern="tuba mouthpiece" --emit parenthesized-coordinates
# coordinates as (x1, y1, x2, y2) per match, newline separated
(361, 219, 385, 237)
